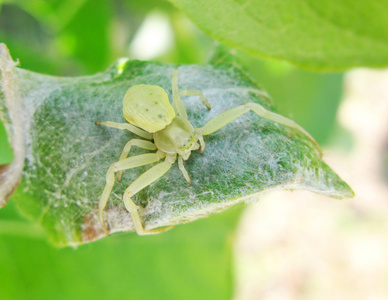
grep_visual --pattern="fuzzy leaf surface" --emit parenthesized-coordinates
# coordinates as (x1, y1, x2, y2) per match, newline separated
(0, 45, 353, 246)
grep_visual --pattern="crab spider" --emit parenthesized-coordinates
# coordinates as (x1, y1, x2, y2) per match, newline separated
(96, 69, 319, 235)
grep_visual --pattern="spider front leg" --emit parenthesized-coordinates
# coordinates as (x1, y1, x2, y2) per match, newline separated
(178, 156, 191, 184)
(99, 151, 165, 233)
(171, 69, 211, 119)
(197, 102, 321, 154)
(123, 157, 175, 235)
(176, 89, 211, 110)
(117, 139, 157, 182)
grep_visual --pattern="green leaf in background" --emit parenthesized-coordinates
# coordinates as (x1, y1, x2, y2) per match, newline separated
(0, 0, 112, 75)
(169, 0, 388, 70)
(0, 199, 239, 300)
(0, 44, 353, 246)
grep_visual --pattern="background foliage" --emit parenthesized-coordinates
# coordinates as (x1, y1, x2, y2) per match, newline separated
(0, 0, 370, 299)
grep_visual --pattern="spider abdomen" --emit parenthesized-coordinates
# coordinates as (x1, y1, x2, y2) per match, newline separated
(123, 84, 175, 133)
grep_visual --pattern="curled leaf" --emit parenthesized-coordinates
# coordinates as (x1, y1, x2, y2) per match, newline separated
(0, 44, 353, 246)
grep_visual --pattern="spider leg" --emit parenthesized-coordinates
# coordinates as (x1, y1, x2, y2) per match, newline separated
(197, 135, 205, 153)
(95, 121, 152, 139)
(178, 155, 191, 184)
(123, 157, 175, 235)
(98, 152, 165, 233)
(172, 69, 188, 119)
(117, 139, 157, 182)
(171, 69, 211, 119)
(177, 89, 211, 110)
(197, 102, 321, 155)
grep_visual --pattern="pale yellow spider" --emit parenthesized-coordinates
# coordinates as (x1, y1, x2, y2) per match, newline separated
(96, 69, 318, 235)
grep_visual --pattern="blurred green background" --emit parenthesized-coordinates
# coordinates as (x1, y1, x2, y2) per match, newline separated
(0, 0, 344, 299)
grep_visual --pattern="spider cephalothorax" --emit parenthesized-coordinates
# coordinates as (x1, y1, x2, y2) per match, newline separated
(96, 69, 318, 235)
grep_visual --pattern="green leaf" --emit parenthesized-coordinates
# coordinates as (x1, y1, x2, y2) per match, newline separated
(0, 44, 353, 246)
(169, 0, 388, 70)
(0, 200, 238, 300)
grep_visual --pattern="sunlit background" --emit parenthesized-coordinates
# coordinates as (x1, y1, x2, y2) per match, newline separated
(1, 1, 386, 299)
